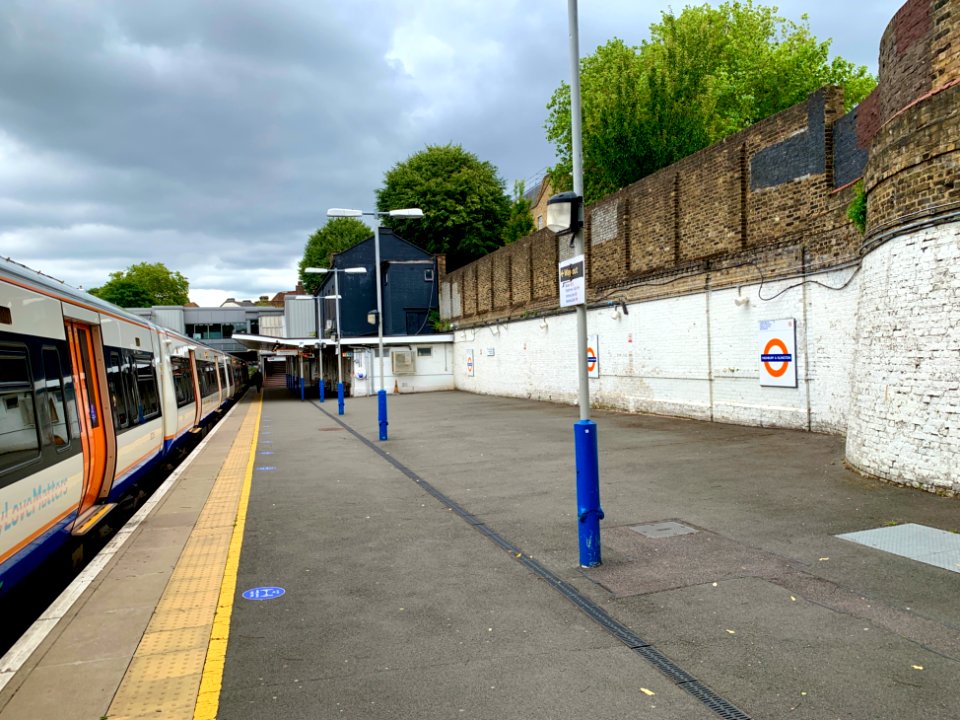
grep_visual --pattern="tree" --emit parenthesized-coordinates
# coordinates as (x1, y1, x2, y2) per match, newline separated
(376, 144, 511, 269)
(90, 262, 189, 307)
(502, 180, 535, 244)
(546, 1, 877, 203)
(88, 278, 153, 308)
(298, 217, 371, 294)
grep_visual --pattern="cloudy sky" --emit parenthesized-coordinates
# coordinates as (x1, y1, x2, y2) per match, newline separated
(1, 0, 904, 306)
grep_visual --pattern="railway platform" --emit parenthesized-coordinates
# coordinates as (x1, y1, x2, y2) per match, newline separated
(1, 388, 959, 719)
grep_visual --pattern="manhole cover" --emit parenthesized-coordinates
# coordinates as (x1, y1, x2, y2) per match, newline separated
(629, 521, 697, 539)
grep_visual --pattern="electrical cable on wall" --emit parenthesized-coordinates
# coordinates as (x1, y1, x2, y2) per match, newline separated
(751, 258, 861, 301)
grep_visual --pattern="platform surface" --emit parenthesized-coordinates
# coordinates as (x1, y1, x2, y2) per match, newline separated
(2, 388, 960, 719)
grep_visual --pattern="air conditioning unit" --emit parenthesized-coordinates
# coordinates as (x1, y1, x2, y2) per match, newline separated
(392, 349, 415, 375)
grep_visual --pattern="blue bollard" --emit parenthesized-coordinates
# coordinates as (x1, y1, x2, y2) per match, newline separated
(378, 389, 388, 441)
(319, 380, 325, 403)
(300, 377, 304, 401)
(337, 382, 345, 416)
(574, 420, 603, 567)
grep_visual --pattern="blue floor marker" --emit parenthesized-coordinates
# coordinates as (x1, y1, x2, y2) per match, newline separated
(242, 586, 286, 601)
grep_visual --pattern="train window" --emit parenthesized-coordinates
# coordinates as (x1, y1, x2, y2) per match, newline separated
(41, 347, 70, 449)
(134, 352, 161, 420)
(205, 363, 218, 395)
(0, 348, 40, 473)
(171, 356, 195, 407)
(197, 360, 217, 397)
(106, 350, 138, 429)
(106, 351, 129, 429)
(218, 363, 228, 388)
(75, 327, 102, 429)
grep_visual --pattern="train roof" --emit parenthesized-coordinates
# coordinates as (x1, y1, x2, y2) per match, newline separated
(1, 256, 233, 357)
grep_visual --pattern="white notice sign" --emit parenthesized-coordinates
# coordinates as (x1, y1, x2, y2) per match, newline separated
(559, 255, 585, 308)
(758, 318, 797, 388)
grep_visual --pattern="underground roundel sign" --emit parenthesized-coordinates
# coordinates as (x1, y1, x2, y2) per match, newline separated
(758, 319, 797, 388)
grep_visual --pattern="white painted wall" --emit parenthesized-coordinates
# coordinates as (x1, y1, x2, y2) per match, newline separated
(453, 266, 860, 434)
(846, 221, 960, 494)
(351, 344, 454, 397)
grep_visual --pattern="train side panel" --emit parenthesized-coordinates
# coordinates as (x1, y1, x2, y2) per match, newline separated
(0, 279, 85, 591)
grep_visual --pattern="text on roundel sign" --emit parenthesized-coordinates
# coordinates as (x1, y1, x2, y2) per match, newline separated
(761, 338, 792, 377)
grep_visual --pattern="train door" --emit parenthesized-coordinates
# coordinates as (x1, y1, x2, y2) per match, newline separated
(65, 321, 110, 512)
(189, 349, 202, 428)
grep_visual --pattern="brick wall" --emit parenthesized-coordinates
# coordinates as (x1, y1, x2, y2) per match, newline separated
(865, 81, 960, 233)
(443, 87, 858, 326)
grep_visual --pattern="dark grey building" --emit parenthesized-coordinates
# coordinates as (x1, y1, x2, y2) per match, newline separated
(316, 228, 441, 338)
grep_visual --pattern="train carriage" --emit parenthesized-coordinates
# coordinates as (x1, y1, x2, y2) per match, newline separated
(0, 257, 245, 596)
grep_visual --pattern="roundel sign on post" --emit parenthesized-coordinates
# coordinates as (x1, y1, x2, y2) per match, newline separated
(758, 319, 797, 388)
(586, 334, 599, 379)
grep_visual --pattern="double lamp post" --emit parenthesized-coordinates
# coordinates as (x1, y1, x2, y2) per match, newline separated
(324, 207, 423, 440)
(304, 265, 367, 416)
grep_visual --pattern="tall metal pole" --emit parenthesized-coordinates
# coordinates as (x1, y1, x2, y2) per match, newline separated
(374, 222, 388, 440)
(568, 0, 603, 567)
(316, 294, 325, 402)
(335, 270, 345, 415)
(569, 0, 589, 422)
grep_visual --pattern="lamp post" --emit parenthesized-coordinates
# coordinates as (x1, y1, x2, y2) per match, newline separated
(305, 266, 366, 415)
(547, 0, 603, 568)
(326, 207, 424, 440)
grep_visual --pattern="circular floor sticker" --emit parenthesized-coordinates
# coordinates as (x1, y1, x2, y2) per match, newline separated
(242, 586, 286, 601)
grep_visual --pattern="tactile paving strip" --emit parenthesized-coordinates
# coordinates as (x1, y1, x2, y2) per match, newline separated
(837, 523, 960, 573)
(106, 398, 261, 720)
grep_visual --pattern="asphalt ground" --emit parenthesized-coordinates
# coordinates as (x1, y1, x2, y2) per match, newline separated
(220, 389, 960, 720)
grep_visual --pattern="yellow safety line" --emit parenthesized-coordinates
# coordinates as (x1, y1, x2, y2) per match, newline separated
(194, 394, 261, 720)
(105, 395, 261, 720)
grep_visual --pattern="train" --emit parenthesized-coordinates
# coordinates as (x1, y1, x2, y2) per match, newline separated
(0, 256, 248, 597)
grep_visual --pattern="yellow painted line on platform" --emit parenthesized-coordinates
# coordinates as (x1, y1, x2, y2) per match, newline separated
(105, 394, 262, 720)
(193, 395, 261, 720)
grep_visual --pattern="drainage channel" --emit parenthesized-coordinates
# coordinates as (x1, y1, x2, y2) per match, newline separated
(313, 401, 752, 720)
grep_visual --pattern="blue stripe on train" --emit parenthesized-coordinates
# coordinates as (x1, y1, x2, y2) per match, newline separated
(0, 511, 79, 599)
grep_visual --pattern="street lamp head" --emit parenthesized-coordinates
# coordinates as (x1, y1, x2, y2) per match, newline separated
(326, 208, 363, 217)
(546, 192, 582, 236)
(303, 267, 330, 274)
(387, 208, 424, 219)
(344, 267, 367, 274)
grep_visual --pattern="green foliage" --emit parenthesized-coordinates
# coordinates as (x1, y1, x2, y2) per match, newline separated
(298, 217, 371, 294)
(847, 180, 867, 233)
(376, 144, 511, 269)
(502, 180, 536, 244)
(89, 262, 189, 307)
(427, 309, 450, 332)
(545, 1, 877, 203)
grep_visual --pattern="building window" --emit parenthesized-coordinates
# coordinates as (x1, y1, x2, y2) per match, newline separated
(537, 215, 543, 229)
(417, 347, 432, 357)
(424, 269, 435, 282)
